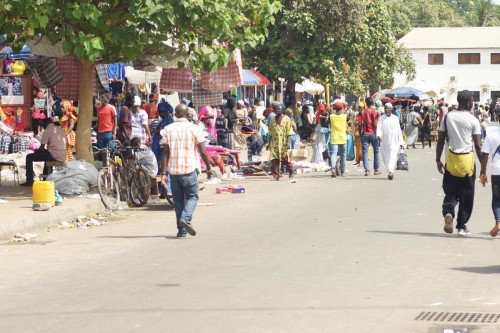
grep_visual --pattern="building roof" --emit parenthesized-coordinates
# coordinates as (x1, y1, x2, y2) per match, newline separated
(399, 27, 500, 50)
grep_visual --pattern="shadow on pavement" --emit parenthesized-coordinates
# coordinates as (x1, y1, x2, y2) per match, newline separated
(449, 265, 500, 274)
(368, 230, 494, 240)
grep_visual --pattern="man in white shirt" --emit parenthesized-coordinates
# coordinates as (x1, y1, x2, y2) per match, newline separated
(436, 90, 482, 236)
(479, 116, 500, 237)
(376, 103, 404, 180)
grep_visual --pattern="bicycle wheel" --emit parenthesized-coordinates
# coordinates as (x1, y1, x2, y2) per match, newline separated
(97, 168, 120, 210)
(129, 168, 151, 207)
(117, 167, 129, 203)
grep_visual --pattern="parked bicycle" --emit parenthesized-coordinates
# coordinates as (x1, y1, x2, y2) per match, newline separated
(94, 141, 151, 210)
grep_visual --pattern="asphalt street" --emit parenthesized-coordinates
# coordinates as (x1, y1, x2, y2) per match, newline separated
(1, 146, 500, 333)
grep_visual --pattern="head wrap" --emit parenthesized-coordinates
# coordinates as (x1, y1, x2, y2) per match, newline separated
(333, 101, 343, 110)
(133, 96, 141, 106)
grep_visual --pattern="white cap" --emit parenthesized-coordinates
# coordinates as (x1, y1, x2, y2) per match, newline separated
(133, 96, 141, 106)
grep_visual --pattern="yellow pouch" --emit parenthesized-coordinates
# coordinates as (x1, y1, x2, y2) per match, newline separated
(445, 148, 474, 177)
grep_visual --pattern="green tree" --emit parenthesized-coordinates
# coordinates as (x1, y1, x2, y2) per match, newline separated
(389, 0, 466, 37)
(463, 0, 500, 26)
(0, 0, 280, 162)
(244, 0, 414, 99)
(389, 0, 500, 34)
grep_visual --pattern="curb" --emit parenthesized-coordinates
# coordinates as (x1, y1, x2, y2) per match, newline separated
(0, 199, 105, 240)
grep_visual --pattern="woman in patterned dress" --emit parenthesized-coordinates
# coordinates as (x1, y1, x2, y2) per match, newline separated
(267, 103, 295, 182)
(60, 100, 77, 162)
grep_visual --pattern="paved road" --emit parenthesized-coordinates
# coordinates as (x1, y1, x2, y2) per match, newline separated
(1, 147, 500, 333)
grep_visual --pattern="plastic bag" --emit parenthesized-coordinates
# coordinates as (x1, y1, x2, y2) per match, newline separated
(47, 160, 99, 195)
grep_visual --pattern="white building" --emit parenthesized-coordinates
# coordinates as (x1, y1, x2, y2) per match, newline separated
(394, 27, 500, 105)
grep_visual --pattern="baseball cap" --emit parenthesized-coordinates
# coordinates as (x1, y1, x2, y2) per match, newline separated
(457, 90, 473, 103)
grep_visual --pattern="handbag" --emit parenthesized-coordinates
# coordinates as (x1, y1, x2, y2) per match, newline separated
(446, 148, 474, 177)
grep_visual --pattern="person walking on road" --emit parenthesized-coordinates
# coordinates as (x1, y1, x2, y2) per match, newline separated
(405, 106, 421, 149)
(479, 113, 500, 237)
(420, 106, 433, 149)
(359, 97, 381, 176)
(267, 102, 295, 182)
(328, 101, 348, 178)
(376, 103, 404, 180)
(436, 90, 482, 236)
(161, 104, 214, 237)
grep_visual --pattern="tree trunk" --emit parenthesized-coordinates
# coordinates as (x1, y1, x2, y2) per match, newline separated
(75, 58, 94, 163)
(285, 78, 296, 107)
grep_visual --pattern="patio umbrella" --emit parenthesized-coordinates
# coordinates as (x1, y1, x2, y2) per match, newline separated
(295, 79, 325, 95)
(405, 80, 441, 98)
(242, 69, 271, 86)
(385, 87, 426, 101)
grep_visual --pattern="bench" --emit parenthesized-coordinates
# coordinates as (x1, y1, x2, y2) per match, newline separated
(39, 160, 66, 180)
(0, 161, 20, 186)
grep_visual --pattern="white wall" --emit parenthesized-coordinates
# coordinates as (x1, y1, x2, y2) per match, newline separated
(394, 48, 500, 104)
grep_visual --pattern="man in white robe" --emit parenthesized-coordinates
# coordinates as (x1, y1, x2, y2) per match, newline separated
(377, 103, 405, 180)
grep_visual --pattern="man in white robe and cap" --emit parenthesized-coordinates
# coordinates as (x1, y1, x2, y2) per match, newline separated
(377, 103, 405, 180)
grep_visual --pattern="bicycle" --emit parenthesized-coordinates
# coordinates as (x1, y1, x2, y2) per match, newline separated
(94, 141, 124, 211)
(122, 146, 151, 207)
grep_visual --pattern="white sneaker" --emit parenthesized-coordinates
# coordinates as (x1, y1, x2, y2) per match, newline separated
(457, 228, 471, 237)
(221, 174, 228, 180)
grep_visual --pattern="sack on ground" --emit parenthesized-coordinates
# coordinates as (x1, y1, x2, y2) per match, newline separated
(445, 148, 474, 177)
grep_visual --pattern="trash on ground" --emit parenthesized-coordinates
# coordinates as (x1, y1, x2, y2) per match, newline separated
(11, 232, 38, 242)
(58, 212, 110, 229)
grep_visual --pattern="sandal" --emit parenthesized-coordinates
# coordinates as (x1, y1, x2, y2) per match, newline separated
(364, 171, 370, 176)
(374, 171, 382, 175)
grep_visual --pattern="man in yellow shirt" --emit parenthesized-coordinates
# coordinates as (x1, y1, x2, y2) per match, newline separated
(329, 101, 348, 178)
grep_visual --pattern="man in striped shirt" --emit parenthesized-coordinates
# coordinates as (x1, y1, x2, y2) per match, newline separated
(161, 104, 214, 237)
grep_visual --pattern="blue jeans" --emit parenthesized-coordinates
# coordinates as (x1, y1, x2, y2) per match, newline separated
(492, 175, 500, 222)
(361, 134, 380, 173)
(97, 132, 113, 149)
(170, 171, 199, 234)
(329, 144, 346, 174)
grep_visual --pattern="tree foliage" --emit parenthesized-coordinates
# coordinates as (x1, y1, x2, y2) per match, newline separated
(244, 0, 415, 97)
(389, 0, 500, 36)
(0, 0, 280, 162)
(0, 0, 281, 71)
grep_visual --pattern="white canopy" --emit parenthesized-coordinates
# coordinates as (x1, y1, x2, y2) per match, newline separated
(125, 66, 162, 85)
(296, 79, 325, 95)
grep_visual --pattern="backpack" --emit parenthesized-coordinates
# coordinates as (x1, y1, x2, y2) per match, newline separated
(396, 151, 409, 171)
